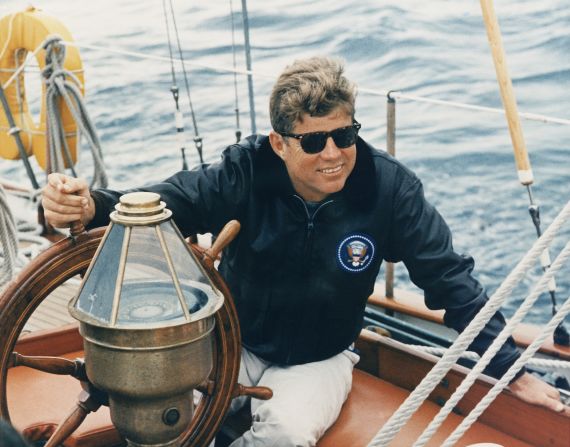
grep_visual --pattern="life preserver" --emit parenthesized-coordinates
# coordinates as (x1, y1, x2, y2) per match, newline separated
(0, 6, 83, 170)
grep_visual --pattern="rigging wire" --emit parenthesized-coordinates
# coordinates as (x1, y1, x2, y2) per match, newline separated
(57, 41, 570, 127)
(229, 0, 241, 143)
(162, 0, 188, 170)
(526, 186, 569, 345)
(166, 0, 203, 164)
(240, 0, 257, 134)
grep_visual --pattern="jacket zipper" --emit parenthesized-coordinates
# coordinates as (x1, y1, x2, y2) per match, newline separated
(293, 195, 333, 261)
(286, 196, 333, 364)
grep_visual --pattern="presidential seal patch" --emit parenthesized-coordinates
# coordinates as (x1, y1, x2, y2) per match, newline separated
(337, 234, 375, 273)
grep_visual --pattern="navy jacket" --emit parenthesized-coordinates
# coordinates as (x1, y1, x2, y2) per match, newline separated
(90, 135, 521, 378)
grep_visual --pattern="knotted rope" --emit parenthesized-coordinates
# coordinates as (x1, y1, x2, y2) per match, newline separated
(42, 36, 108, 188)
(368, 200, 570, 446)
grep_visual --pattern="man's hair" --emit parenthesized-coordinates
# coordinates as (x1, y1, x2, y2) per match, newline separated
(270, 57, 356, 134)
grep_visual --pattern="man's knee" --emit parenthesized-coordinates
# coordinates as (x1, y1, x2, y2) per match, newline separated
(248, 407, 322, 447)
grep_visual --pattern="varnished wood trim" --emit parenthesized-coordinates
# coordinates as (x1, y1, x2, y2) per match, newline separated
(368, 285, 570, 360)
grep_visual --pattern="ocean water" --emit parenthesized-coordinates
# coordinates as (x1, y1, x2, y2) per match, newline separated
(0, 0, 568, 324)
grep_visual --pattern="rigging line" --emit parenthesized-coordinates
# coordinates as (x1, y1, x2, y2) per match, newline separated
(527, 188, 569, 345)
(381, 90, 570, 126)
(1, 43, 44, 90)
(58, 41, 570, 127)
(412, 239, 570, 447)
(63, 41, 274, 78)
(408, 345, 570, 370)
(241, 0, 257, 134)
(162, 0, 178, 90)
(0, 12, 16, 61)
(162, 0, 188, 170)
(229, 0, 241, 143)
(14, 49, 32, 154)
(0, 66, 83, 73)
(368, 200, 570, 446)
(442, 290, 570, 446)
(167, 0, 203, 163)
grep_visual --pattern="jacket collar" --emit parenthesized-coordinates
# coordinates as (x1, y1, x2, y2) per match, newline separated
(252, 135, 378, 211)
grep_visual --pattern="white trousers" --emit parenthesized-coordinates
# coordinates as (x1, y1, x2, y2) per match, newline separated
(227, 347, 359, 447)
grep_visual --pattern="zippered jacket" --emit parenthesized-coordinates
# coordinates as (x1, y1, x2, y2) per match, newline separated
(90, 134, 521, 379)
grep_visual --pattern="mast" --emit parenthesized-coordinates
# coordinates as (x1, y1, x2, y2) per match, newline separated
(480, 0, 568, 345)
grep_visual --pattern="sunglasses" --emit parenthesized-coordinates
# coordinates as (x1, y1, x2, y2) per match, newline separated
(279, 121, 361, 154)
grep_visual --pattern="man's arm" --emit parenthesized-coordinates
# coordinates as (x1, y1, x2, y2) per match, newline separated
(43, 144, 252, 234)
(387, 177, 567, 412)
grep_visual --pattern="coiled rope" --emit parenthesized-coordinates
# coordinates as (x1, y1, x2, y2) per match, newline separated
(42, 36, 107, 188)
(368, 200, 570, 447)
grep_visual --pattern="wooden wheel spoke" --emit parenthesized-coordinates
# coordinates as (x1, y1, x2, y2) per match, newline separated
(44, 389, 102, 447)
(10, 352, 88, 381)
(232, 383, 273, 401)
(197, 379, 271, 401)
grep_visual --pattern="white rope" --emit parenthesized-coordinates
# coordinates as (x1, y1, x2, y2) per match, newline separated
(0, 12, 16, 62)
(0, 184, 18, 286)
(62, 41, 276, 79)
(42, 36, 108, 188)
(409, 345, 570, 371)
(0, 125, 77, 136)
(442, 290, 570, 446)
(0, 66, 83, 74)
(1, 41, 44, 90)
(0, 184, 51, 290)
(59, 41, 570, 127)
(367, 200, 570, 447)
(413, 239, 570, 447)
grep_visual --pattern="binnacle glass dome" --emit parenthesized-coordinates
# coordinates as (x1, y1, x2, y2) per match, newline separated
(70, 192, 222, 328)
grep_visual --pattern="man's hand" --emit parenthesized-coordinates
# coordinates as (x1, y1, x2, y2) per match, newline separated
(509, 372, 568, 414)
(42, 173, 95, 228)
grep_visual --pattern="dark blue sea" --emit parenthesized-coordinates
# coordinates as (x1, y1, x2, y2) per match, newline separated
(1, 0, 568, 324)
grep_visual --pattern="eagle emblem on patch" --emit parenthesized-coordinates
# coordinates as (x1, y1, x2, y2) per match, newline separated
(337, 234, 375, 273)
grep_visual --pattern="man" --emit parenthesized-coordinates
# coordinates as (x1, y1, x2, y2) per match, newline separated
(42, 57, 565, 446)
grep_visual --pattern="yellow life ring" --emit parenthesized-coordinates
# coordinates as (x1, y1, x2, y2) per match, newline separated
(0, 6, 84, 170)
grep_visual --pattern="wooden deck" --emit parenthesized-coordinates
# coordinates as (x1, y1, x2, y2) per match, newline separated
(22, 277, 80, 335)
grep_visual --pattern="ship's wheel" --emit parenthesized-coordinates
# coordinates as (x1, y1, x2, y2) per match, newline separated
(0, 222, 265, 446)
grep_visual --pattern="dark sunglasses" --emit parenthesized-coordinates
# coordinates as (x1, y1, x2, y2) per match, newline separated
(279, 121, 361, 154)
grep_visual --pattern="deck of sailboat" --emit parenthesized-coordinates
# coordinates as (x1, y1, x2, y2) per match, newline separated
(22, 278, 79, 334)
(9, 316, 568, 447)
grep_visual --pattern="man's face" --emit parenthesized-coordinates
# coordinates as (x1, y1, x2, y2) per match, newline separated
(270, 109, 357, 202)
